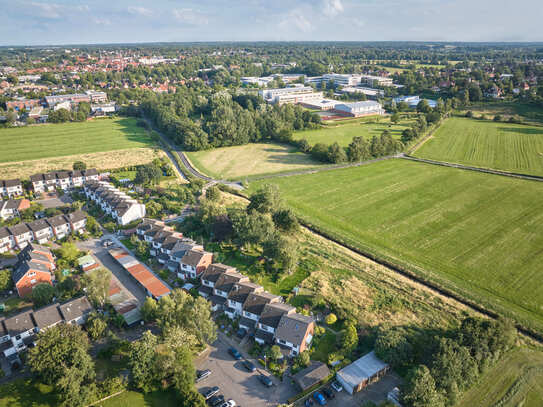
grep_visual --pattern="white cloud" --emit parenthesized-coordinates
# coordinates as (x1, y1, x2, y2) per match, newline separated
(322, 0, 344, 17)
(29, 2, 62, 19)
(173, 8, 209, 25)
(279, 11, 312, 33)
(92, 17, 111, 26)
(127, 6, 153, 17)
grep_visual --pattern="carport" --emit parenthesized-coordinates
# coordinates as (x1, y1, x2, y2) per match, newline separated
(335, 351, 389, 395)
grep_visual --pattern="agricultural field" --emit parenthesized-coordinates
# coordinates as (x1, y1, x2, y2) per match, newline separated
(293, 116, 411, 147)
(414, 117, 543, 176)
(249, 159, 543, 331)
(459, 102, 543, 123)
(185, 142, 320, 180)
(458, 347, 543, 407)
(0, 148, 165, 179)
(0, 117, 154, 163)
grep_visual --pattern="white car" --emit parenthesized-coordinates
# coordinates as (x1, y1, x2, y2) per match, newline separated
(331, 380, 343, 392)
(219, 400, 236, 407)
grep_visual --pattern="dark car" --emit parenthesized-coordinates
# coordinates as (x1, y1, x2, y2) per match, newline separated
(228, 347, 242, 360)
(304, 398, 314, 407)
(203, 386, 220, 400)
(258, 374, 273, 387)
(196, 369, 211, 383)
(243, 360, 256, 372)
(313, 392, 327, 405)
(322, 387, 335, 399)
(236, 328, 247, 338)
(208, 394, 225, 406)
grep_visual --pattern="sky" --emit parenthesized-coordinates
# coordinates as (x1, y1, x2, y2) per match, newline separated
(0, 0, 542, 46)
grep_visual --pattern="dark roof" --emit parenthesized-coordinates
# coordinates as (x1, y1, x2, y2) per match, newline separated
(201, 263, 236, 284)
(26, 219, 51, 232)
(3, 179, 21, 187)
(56, 171, 70, 179)
(0, 227, 10, 239)
(83, 168, 98, 176)
(3, 310, 36, 336)
(13, 260, 51, 284)
(293, 361, 331, 391)
(8, 223, 30, 236)
(59, 296, 92, 321)
(171, 240, 200, 258)
(239, 316, 257, 329)
(198, 286, 213, 296)
(275, 313, 315, 348)
(47, 214, 69, 228)
(3, 199, 19, 210)
(70, 170, 83, 178)
(214, 272, 248, 295)
(32, 304, 63, 330)
(43, 173, 56, 181)
(66, 210, 86, 223)
(255, 329, 275, 345)
(30, 174, 44, 183)
(242, 292, 281, 316)
(259, 303, 295, 329)
(227, 281, 262, 305)
(209, 295, 227, 307)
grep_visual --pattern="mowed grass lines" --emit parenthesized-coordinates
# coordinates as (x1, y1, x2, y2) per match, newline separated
(249, 159, 543, 330)
(293, 117, 410, 147)
(414, 117, 543, 176)
(0, 117, 153, 163)
(185, 142, 320, 180)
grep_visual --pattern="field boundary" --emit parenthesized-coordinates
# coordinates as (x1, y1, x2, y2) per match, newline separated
(223, 188, 543, 343)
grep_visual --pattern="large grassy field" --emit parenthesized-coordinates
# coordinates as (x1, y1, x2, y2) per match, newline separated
(185, 142, 321, 180)
(458, 348, 543, 407)
(293, 117, 410, 148)
(0, 117, 154, 163)
(249, 159, 543, 331)
(459, 102, 543, 123)
(414, 117, 543, 176)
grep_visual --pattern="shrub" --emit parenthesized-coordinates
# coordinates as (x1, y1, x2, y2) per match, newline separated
(325, 313, 337, 325)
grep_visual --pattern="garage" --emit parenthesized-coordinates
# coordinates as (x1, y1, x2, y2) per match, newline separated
(336, 351, 389, 395)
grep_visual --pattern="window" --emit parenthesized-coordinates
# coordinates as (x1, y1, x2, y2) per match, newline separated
(28, 272, 36, 277)
(31, 279, 37, 284)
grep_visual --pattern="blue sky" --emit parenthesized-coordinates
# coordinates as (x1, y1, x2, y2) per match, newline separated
(0, 0, 541, 45)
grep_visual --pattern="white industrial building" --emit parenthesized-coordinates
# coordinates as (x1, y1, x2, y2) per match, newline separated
(341, 87, 385, 99)
(259, 86, 324, 105)
(333, 101, 384, 117)
(322, 73, 362, 87)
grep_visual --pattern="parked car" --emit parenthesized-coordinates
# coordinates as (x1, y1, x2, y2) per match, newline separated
(102, 238, 113, 247)
(228, 347, 242, 360)
(208, 394, 225, 406)
(304, 398, 315, 407)
(258, 374, 273, 387)
(236, 327, 247, 338)
(196, 369, 211, 383)
(243, 360, 256, 372)
(203, 386, 220, 400)
(218, 400, 236, 407)
(322, 387, 335, 399)
(313, 392, 327, 405)
(331, 380, 343, 392)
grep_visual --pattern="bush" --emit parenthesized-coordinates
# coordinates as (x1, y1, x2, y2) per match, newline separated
(325, 313, 337, 325)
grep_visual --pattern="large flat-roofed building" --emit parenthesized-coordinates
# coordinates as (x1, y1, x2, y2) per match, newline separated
(259, 86, 319, 105)
(45, 94, 90, 108)
(360, 75, 394, 87)
(333, 101, 384, 117)
(299, 98, 340, 111)
(322, 73, 362, 87)
(341, 87, 385, 100)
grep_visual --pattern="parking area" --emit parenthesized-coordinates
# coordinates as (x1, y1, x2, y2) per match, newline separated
(36, 192, 73, 208)
(196, 333, 297, 407)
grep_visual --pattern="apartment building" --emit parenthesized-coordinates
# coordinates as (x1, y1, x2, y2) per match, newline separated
(84, 181, 145, 225)
(259, 86, 323, 105)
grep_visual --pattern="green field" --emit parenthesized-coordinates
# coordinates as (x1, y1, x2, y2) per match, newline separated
(293, 118, 410, 147)
(249, 159, 543, 330)
(99, 390, 178, 407)
(460, 102, 543, 123)
(0, 118, 154, 163)
(414, 117, 543, 176)
(458, 348, 543, 407)
(186, 142, 320, 180)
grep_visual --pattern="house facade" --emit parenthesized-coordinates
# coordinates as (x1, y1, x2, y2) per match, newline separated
(30, 168, 100, 193)
(0, 180, 23, 198)
(84, 181, 145, 225)
(13, 244, 56, 297)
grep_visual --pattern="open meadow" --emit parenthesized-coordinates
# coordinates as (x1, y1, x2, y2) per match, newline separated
(459, 102, 543, 123)
(458, 348, 543, 407)
(293, 116, 410, 147)
(414, 117, 543, 176)
(185, 142, 320, 180)
(0, 117, 154, 163)
(248, 159, 543, 331)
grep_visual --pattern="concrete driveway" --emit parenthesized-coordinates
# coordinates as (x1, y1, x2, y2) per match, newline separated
(196, 333, 298, 407)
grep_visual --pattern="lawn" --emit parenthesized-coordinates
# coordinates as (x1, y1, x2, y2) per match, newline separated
(185, 142, 321, 180)
(0, 380, 57, 407)
(414, 117, 543, 176)
(98, 390, 179, 407)
(293, 117, 410, 148)
(249, 159, 543, 331)
(0, 117, 154, 163)
(458, 348, 543, 407)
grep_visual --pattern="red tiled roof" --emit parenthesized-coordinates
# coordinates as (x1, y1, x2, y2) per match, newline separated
(125, 264, 170, 298)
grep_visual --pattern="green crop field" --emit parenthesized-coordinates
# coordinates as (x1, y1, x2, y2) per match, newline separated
(458, 348, 543, 407)
(293, 117, 410, 147)
(0, 117, 153, 163)
(249, 159, 543, 330)
(414, 117, 543, 176)
(185, 142, 321, 180)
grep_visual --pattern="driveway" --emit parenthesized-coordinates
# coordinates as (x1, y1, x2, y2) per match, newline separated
(76, 236, 148, 305)
(37, 193, 73, 208)
(196, 333, 297, 407)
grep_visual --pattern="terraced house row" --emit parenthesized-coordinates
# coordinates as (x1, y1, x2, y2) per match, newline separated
(0, 210, 87, 253)
(0, 296, 92, 367)
(30, 168, 99, 193)
(0, 179, 23, 198)
(84, 181, 146, 225)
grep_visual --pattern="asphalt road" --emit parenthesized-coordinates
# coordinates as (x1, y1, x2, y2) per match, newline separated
(196, 333, 297, 407)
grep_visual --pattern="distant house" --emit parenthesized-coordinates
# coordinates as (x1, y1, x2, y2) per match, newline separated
(198, 264, 237, 299)
(47, 214, 71, 239)
(335, 351, 390, 395)
(240, 292, 282, 331)
(0, 199, 30, 220)
(178, 249, 213, 279)
(26, 219, 54, 244)
(211, 272, 249, 312)
(226, 281, 263, 320)
(13, 243, 56, 297)
(274, 313, 315, 356)
(58, 296, 93, 325)
(0, 179, 23, 198)
(254, 302, 295, 345)
(8, 223, 33, 250)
